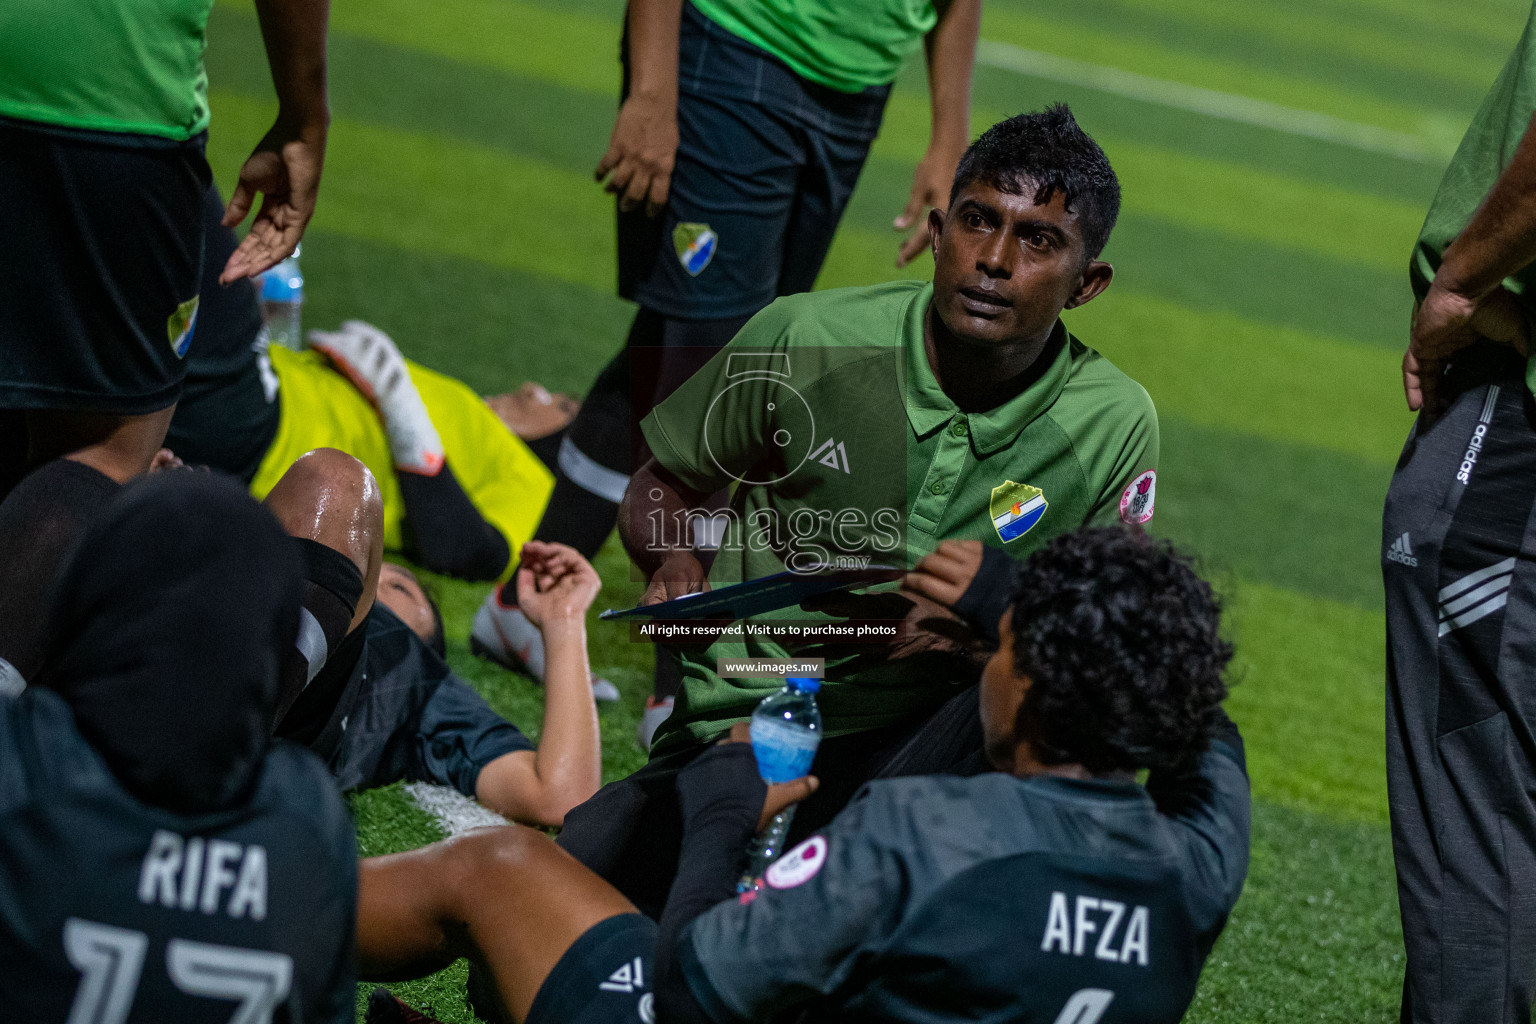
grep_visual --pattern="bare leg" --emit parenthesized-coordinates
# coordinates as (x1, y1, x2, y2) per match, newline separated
(358, 827, 637, 1023)
(26, 405, 177, 484)
(263, 448, 384, 631)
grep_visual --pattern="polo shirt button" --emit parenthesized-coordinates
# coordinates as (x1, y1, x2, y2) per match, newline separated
(950, 420, 968, 437)
(930, 481, 948, 495)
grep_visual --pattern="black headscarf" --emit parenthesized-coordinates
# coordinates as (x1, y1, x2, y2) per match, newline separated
(36, 473, 302, 814)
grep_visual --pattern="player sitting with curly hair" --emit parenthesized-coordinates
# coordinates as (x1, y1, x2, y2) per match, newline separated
(359, 527, 1249, 1024)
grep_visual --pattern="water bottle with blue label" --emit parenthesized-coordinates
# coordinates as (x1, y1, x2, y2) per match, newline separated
(259, 248, 304, 350)
(738, 676, 821, 892)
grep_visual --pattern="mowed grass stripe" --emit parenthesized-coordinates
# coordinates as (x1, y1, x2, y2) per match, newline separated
(1219, 580, 1386, 824)
(1153, 417, 1392, 611)
(987, 0, 1507, 111)
(980, 5, 1476, 142)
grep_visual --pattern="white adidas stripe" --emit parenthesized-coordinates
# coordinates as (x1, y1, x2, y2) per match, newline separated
(1440, 593, 1510, 637)
(1481, 386, 1500, 424)
(1439, 573, 1513, 621)
(1439, 557, 1517, 604)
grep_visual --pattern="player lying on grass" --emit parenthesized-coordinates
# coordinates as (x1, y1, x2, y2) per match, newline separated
(167, 184, 578, 586)
(168, 184, 621, 700)
(259, 449, 603, 827)
(359, 528, 1248, 1024)
(0, 474, 357, 1021)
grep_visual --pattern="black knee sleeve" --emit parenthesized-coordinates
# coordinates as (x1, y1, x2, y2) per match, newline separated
(276, 537, 364, 724)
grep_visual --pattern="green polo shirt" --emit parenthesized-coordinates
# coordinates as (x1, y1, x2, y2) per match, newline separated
(0, 0, 214, 140)
(641, 281, 1158, 754)
(1410, 0, 1536, 394)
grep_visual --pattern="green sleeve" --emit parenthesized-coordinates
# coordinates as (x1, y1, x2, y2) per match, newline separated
(1085, 383, 1160, 528)
(641, 301, 798, 494)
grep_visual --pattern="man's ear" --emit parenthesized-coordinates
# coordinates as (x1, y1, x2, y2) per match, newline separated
(1064, 260, 1113, 310)
(928, 206, 946, 260)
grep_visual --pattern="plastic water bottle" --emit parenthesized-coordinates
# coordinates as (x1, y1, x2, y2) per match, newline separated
(259, 248, 304, 350)
(738, 677, 822, 892)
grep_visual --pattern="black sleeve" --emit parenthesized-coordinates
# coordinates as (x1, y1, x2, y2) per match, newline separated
(1144, 709, 1251, 930)
(654, 744, 767, 1024)
(396, 461, 511, 581)
(951, 545, 1022, 644)
(411, 675, 533, 797)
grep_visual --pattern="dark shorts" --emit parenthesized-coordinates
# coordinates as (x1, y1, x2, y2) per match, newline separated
(0, 118, 210, 414)
(526, 913, 657, 1024)
(617, 2, 889, 320)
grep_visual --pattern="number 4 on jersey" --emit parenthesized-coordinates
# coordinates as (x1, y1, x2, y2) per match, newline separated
(1052, 988, 1114, 1024)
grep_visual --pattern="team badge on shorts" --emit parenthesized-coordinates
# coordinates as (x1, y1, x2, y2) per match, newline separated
(673, 222, 717, 276)
(1119, 470, 1157, 525)
(990, 481, 1048, 543)
(167, 295, 199, 359)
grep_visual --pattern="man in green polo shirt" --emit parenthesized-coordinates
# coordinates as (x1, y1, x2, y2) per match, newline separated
(557, 106, 1158, 914)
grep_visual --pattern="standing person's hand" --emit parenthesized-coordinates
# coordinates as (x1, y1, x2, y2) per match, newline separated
(894, 143, 965, 268)
(515, 541, 603, 628)
(595, 95, 678, 217)
(221, 119, 327, 283)
(1405, 281, 1529, 413)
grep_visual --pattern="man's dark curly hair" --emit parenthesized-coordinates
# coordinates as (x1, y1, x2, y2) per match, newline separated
(950, 103, 1121, 263)
(1008, 527, 1231, 774)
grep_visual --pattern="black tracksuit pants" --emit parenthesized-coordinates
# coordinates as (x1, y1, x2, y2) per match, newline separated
(1384, 344, 1536, 1024)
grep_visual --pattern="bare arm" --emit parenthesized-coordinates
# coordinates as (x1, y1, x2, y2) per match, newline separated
(475, 543, 602, 826)
(221, 0, 331, 282)
(594, 0, 681, 216)
(1406, 112, 1536, 411)
(618, 459, 714, 605)
(895, 0, 979, 267)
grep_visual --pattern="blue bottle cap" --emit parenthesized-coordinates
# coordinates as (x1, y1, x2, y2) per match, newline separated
(785, 677, 821, 693)
(260, 265, 303, 302)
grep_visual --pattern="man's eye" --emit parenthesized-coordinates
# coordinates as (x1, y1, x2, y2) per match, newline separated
(1025, 233, 1051, 250)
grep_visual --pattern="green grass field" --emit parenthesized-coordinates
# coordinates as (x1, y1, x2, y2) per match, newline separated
(203, 1, 1532, 1018)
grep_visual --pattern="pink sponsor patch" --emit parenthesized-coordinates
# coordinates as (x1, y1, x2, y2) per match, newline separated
(765, 835, 828, 889)
(1119, 470, 1157, 526)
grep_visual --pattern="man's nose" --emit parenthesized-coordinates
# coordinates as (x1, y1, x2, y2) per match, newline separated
(975, 233, 1012, 278)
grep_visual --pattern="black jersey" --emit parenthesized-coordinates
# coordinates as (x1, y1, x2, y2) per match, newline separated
(0, 687, 357, 1024)
(288, 603, 533, 797)
(675, 720, 1249, 1024)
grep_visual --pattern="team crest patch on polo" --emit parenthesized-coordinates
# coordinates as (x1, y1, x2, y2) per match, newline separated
(673, 222, 717, 276)
(167, 296, 199, 359)
(1118, 470, 1156, 525)
(990, 481, 1048, 543)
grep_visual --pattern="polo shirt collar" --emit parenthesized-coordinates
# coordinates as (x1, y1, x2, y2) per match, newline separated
(899, 285, 1075, 455)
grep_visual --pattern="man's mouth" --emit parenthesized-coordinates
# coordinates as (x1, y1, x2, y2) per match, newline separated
(957, 286, 1013, 313)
